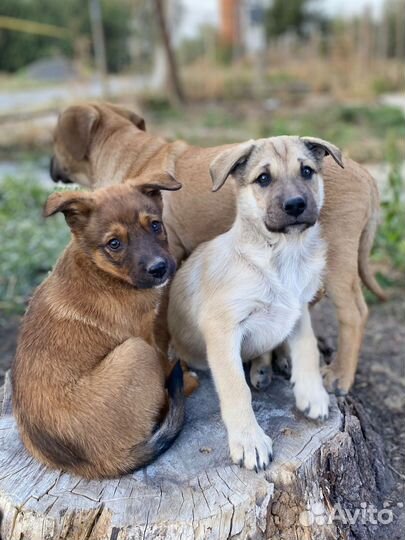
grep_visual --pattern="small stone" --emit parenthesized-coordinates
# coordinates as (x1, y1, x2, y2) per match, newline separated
(199, 447, 212, 454)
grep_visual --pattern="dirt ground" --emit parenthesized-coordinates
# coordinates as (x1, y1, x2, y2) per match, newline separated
(0, 292, 404, 538)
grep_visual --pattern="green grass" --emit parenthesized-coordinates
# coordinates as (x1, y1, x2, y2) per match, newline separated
(0, 176, 69, 314)
(256, 104, 405, 162)
(373, 141, 405, 280)
(146, 103, 405, 163)
(373, 76, 405, 95)
(140, 93, 182, 122)
(200, 108, 242, 129)
(338, 105, 405, 134)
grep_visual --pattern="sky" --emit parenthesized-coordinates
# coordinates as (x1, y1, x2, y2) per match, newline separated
(179, 0, 385, 38)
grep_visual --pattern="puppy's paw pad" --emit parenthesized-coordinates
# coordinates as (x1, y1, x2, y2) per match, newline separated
(250, 364, 272, 390)
(294, 379, 329, 420)
(229, 425, 273, 471)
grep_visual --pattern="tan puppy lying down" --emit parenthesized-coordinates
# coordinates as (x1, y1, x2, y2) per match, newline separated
(50, 103, 386, 395)
(12, 174, 184, 479)
(168, 136, 337, 470)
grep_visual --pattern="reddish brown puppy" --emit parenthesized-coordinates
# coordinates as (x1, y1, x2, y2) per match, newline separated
(12, 173, 184, 479)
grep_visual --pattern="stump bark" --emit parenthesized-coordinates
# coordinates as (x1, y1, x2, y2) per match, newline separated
(0, 371, 388, 540)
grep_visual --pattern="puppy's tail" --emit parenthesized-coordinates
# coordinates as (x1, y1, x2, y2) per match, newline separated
(358, 178, 387, 302)
(129, 361, 185, 471)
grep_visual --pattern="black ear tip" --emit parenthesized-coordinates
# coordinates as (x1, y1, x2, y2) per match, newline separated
(327, 149, 344, 169)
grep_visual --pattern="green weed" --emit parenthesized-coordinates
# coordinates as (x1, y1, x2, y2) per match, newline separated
(0, 176, 69, 314)
(374, 141, 405, 279)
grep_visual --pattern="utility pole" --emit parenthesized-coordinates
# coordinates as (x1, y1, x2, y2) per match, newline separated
(153, 0, 185, 105)
(89, 0, 109, 98)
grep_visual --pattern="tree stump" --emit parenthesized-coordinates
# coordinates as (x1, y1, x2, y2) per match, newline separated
(0, 370, 388, 540)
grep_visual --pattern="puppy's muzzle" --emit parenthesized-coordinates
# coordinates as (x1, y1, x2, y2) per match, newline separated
(265, 193, 318, 233)
(49, 157, 73, 184)
(135, 256, 175, 289)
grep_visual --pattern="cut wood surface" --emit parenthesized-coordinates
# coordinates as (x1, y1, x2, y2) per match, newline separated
(0, 370, 387, 540)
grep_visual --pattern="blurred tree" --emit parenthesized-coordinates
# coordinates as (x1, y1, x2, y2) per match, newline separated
(264, 0, 326, 39)
(153, 0, 185, 104)
(0, 0, 133, 73)
(130, 0, 158, 70)
(89, 0, 108, 96)
(383, 0, 405, 59)
(100, 0, 133, 72)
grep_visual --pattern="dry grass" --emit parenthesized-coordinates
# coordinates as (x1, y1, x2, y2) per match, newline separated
(266, 55, 404, 101)
(181, 51, 404, 103)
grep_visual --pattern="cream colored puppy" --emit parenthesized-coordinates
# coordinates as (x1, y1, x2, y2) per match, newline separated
(168, 136, 344, 471)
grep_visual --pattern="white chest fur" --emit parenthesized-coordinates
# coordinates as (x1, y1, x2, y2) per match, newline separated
(168, 219, 326, 370)
(238, 224, 326, 360)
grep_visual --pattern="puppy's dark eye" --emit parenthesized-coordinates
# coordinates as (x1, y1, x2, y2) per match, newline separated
(301, 165, 314, 180)
(151, 221, 163, 234)
(107, 238, 121, 250)
(255, 172, 272, 187)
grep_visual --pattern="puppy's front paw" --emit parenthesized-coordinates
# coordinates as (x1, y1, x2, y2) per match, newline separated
(250, 362, 272, 390)
(293, 377, 329, 420)
(228, 423, 273, 471)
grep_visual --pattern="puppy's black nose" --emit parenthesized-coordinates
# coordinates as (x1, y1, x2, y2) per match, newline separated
(283, 196, 307, 217)
(49, 156, 72, 184)
(147, 259, 168, 279)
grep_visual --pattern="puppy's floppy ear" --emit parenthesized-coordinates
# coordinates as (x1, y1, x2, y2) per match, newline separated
(44, 191, 94, 231)
(209, 140, 255, 192)
(57, 105, 100, 161)
(301, 136, 344, 169)
(127, 172, 182, 196)
(103, 103, 146, 131)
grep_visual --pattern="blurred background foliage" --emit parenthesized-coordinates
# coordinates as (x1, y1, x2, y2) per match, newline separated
(264, 0, 327, 38)
(0, 177, 69, 314)
(374, 141, 405, 275)
(0, 0, 404, 75)
(0, 0, 404, 314)
(0, 0, 133, 73)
